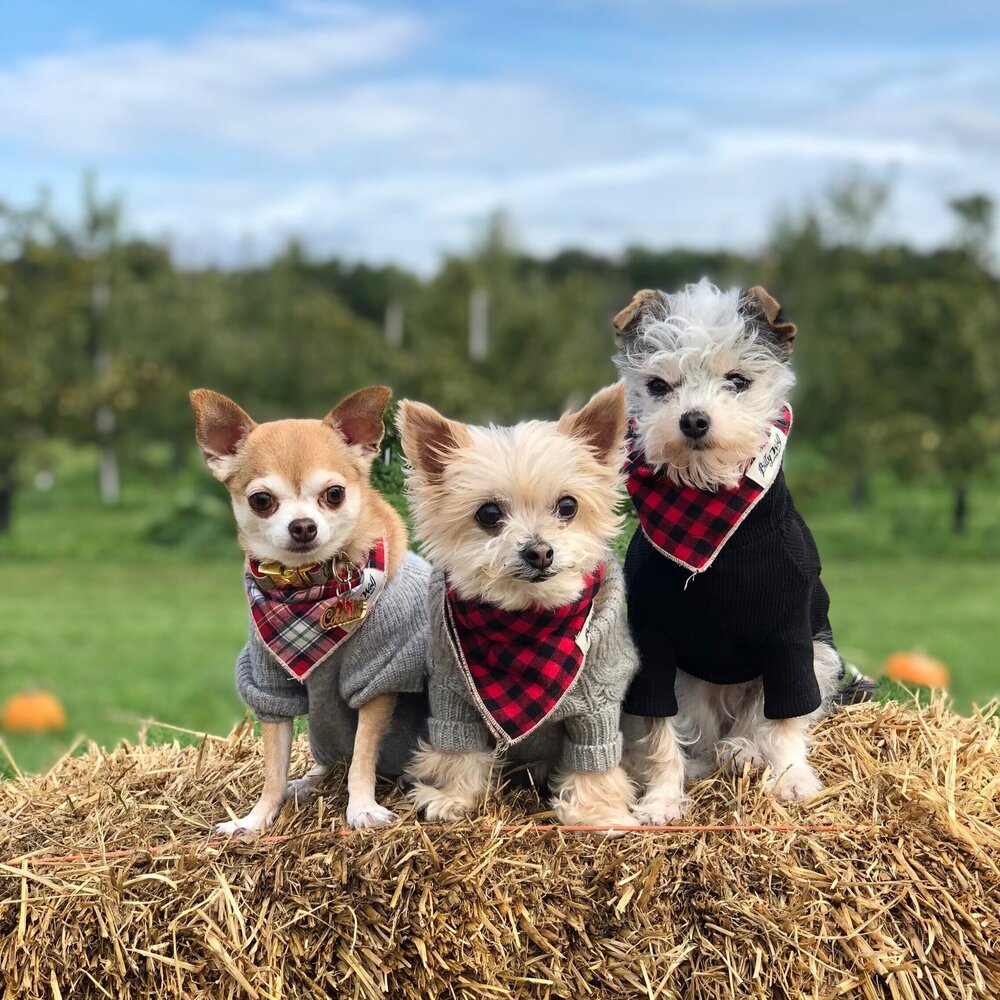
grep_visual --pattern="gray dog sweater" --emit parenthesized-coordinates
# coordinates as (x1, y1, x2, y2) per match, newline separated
(423, 555, 639, 774)
(235, 550, 431, 775)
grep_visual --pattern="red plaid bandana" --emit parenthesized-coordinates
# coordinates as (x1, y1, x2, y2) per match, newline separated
(246, 538, 387, 681)
(443, 566, 604, 745)
(626, 406, 792, 574)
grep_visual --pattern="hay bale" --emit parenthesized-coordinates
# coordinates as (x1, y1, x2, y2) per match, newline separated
(1, 698, 998, 999)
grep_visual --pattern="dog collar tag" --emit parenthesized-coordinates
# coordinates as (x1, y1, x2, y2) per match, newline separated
(744, 424, 786, 490)
(319, 597, 367, 630)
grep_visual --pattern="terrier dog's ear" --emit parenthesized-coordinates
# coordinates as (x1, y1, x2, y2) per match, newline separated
(738, 286, 797, 354)
(324, 386, 391, 457)
(396, 400, 472, 481)
(190, 389, 256, 481)
(612, 289, 668, 346)
(558, 382, 627, 467)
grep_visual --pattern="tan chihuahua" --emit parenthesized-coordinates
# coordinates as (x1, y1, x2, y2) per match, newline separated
(191, 386, 430, 833)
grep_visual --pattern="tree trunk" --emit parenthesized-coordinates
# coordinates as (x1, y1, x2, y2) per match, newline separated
(0, 460, 14, 535)
(851, 473, 869, 509)
(952, 484, 968, 534)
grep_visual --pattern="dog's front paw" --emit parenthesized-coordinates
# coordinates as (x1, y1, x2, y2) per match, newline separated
(345, 801, 397, 829)
(770, 765, 823, 802)
(632, 792, 688, 825)
(214, 814, 269, 838)
(284, 777, 319, 806)
(407, 781, 474, 822)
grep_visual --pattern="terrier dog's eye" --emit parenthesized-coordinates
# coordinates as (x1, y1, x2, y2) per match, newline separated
(725, 373, 752, 392)
(474, 502, 504, 530)
(555, 496, 578, 520)
(247, 492, 275, 515)
(646, 377, 672, 398)
(324, 485, 345, 507)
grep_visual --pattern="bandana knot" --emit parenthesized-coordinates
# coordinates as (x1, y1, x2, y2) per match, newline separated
(444, 566, 604, 745)
(625, 405, 792, 574)
(246, 538, 387, 681)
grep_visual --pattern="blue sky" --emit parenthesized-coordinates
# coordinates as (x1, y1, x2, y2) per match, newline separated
(1, 1, 997, 269)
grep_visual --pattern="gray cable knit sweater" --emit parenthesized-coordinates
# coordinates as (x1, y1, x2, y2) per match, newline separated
(236, 550, 431, 775)
(424, 555, 639, 774)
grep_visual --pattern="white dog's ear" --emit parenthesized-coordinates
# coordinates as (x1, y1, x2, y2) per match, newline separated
(558, 382, 626, 467)
(324, 385, 391, 457)
(612, 289, 668, 347)
(396, 400, 472, 481)
(189, 389, 256, 481)
(739, 286, 797, 354)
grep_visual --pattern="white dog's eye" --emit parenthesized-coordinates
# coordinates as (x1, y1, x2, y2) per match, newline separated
(646, 377, 672, 398)
(555, 496, 578, 520)
(725, 373, 752, 392)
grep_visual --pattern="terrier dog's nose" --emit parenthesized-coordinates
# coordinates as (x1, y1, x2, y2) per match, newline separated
(521, 541, 554, 570)
(288, 518, 318, 544)
(679, 410, 711, 439)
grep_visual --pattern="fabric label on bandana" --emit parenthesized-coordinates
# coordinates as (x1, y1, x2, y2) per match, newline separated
(444, 566, 604, 746)
(626, 405, 792, 574)
(246, 538, 387, 681)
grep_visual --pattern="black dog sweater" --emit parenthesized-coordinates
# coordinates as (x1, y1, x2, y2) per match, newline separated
(623, 448, 836, 721)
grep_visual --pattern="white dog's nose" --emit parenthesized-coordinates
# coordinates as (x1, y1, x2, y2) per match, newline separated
(679, 410, 710, 439)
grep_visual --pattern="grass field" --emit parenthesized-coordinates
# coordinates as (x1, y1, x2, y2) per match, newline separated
(2, 445, 999, 775)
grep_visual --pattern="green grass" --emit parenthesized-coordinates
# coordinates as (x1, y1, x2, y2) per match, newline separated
(2, 443, 999, 775)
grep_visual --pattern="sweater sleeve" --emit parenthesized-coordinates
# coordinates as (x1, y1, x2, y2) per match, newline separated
(560, 700, 624, 773)
(557, 557, 635, 773)
(622, 531, 679, 717)
(235, 633, 309, 722)
(339, 551, 431, 709)
(759, 611, 822, 719)
(423, 568, 493, 754)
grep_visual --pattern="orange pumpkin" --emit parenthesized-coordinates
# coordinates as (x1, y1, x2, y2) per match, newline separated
(0, 689, 68, 734)
(884, 651, 950, 689)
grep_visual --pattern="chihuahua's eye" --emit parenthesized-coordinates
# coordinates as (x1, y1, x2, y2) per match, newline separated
(555, 496, 578, 520)
(324, 485, 345, 507)
(474, 502, 504, 530)
(725, 373, 752, 392)
(646, 377, 672, 398)
(247, 492, 275, 515)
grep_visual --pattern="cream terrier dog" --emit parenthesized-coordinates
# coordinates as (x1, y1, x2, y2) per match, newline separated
(396, 384, 683, 828)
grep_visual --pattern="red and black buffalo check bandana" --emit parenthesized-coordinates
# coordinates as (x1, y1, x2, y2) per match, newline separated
(626, 406, 792, 574)
(246, 538, 387, 681)
(444, 565, 604, 745)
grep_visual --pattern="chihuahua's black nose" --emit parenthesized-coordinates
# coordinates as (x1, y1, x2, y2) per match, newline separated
(288, 518, 317, 544)
(679, 410, 710, 440)
(521, 541, 554, 570)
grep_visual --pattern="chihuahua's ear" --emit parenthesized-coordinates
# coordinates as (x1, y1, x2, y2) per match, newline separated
(324, 386, 391, 457)
(396, 400, 471, 482)
(558, 382, 627, 467)
(612, 289, 667, 347)
(738, 286, 797, 355)
(190, 389, 256, 480)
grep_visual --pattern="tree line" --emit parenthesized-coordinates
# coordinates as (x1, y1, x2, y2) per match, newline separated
(0, 176, 997, 533)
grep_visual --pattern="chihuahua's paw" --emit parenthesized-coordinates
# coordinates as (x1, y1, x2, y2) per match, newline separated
(408, 782, 474, 822)
(770, 764, 823, 802)
(284, 777, 320, 806)
(632, 793, 688, 825)
(346, 801, 397, 829)
(214, 815, 267, 837)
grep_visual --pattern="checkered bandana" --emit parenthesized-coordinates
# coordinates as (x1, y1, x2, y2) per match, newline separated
(246, 538, 387, 681)
(626, 406, 792, 574)
(444, 566, 604, 746)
